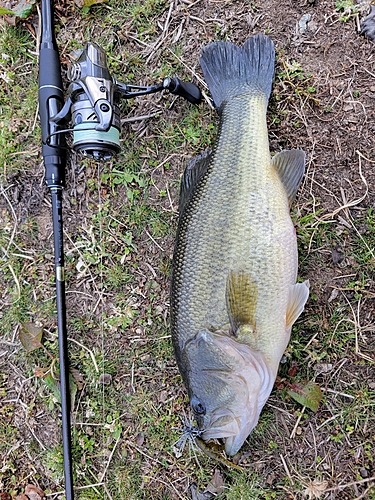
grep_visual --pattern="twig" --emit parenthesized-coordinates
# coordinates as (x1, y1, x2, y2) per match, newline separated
(25, 421, 46, 450)
(353, 486, 374, 500)
(8, 263, 21, 304)
(341, 293, 373, 363)
(325, 475, 375, 493)
(121, 112, 160, 124)
(167, 47, 207, 88)
(316, 413, 342, 430)
(145, 229, 165, 252)
(163, 1, 174, 37)
(144, 261, 157, 278)
(279, 453, 294, 485)
(318, 152, 368, 222)
(0, 183, 18, 256)
(322, 388, 354, 400)
(290, 406, 305, 439)
(103, 484, 113, 500)
(143, 475, 186, 500)
(166, 182, 176, 213)
(45, 483, 105, 497)
(67, 337, 99, 373)
(99, 434, 121, 482)
(126, 439, 169, 467)
(131, 361, 135, 393)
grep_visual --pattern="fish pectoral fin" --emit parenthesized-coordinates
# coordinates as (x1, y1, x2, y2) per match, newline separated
(271, 149, 306, 205)
(226, 270, 257, 339)
(179, 151, 212, 214)
(286, 280, 310, 328)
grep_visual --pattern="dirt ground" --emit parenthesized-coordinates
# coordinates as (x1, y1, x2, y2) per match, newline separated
(1, 0, 375, 499)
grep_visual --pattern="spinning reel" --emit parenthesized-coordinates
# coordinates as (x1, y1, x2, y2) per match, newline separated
(50, 42, 202, 161)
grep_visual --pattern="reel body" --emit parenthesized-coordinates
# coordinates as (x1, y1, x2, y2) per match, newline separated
(51, 42, 202, 161)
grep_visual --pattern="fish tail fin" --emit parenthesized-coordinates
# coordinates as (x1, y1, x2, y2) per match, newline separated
(200, 34, 275, 109)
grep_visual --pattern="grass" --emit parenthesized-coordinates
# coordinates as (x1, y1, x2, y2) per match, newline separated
(1, 1, 375, 499)
(0, 24, 39, 178)
(335, 0, 359, 22)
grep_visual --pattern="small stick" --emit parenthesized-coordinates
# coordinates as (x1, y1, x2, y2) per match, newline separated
(67, 337, 99, 373)
(279, 453, 294, 485)
(99, 434, 121, 482)
(290, 406, 305, 439)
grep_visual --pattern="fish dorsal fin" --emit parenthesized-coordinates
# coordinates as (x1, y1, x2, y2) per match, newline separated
(226, 271, 258, 343)
(286, 280, 310, 328)
(271, 150, 306, 205)
(179, 151, 212, 215)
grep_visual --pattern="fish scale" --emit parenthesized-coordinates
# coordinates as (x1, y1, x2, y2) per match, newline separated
(172, 95, 294, 356)
(170, 34, 309, 456)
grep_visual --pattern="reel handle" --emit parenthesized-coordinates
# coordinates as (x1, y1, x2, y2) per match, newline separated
(166, 77, 202, 104)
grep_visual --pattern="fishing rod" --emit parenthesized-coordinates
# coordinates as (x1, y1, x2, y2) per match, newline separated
(38, 2, 201, 498)
(38, 1, 73, 498)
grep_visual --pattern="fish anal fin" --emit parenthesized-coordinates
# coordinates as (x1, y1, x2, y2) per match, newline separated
(271, 150, 306, 205)
(226, 271, 258, 342)
(286, 280, 310, 328)
(179, 151, 212, 214)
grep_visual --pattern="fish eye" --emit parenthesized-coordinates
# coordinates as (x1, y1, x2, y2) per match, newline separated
(191, 397, 206, 415)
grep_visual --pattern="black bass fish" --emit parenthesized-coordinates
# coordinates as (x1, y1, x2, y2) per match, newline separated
(170, 34, 309, 457)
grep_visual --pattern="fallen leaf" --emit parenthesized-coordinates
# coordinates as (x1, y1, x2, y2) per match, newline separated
(74, 0, 107, 8)
(0, 493, 12, 500)
(14, 494, 28, 500)
(136, 432, 144, 447)
(36, 365, 80, 410)
(71, 367, 85, 390)
(25, 484, 45, 499)
(205, 469, 224, 495)
(1, 0, 36, 25)
(34, 366, 48, 377)
(288, 381, 322, 411)
(313, 363, 333, 374)
(288, 363, 298, 377)
(98, 373, 112, 385)
(19, 322, 43, 352)
(190, 470, 225, 500)
(190, 484, 214, 500)
(43, 373, 61, 403)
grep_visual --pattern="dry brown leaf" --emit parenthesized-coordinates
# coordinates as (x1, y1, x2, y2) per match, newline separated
(14, 494, 28, 500)
(19, 322, 43, 352)
(0, 493, 12, 500)
(206, 469, 225, 495)
(24, 484, 45, 500)
(136, 432, 144, 447)
(34, 366, 48, 377)
(190, 469, 225, 499)
(71, 367, 85, 390)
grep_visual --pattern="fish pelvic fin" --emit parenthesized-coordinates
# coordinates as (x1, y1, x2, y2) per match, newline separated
(200, 34, 275, 110)
(179, 151, 212, 215)
(226, 270, 258, 344)
(286, 280, 310, 328)
(272, 150, 306, 205)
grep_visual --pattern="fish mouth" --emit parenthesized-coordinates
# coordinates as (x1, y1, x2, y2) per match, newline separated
(201, 408, 240, 441)
(197, 344, 275, 456)
(201, 407, 258, 456)
(187, 333, 276, 456)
